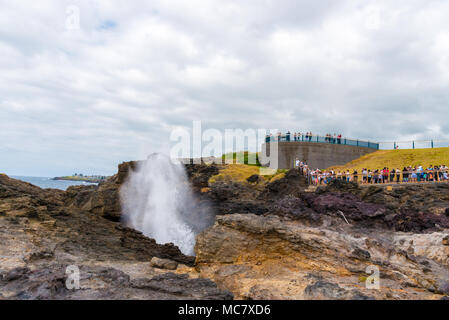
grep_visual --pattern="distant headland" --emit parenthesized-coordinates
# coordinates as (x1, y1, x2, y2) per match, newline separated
(52, 173, 109, 183)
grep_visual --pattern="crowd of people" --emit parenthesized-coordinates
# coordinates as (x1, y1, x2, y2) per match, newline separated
(295, 160, 449, 185)
(324, 133, 343, 144)
(266, 132, 344, 143)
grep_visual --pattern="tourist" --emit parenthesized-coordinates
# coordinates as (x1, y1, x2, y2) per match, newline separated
(417, 166, 423, 182)
(402, 167, 409, 183)
(396, 168, 401, 183)
(411, 167, 418, 183)
(353, 170, 358, 182)
(383, 167, 389, 184)
(390, 168, 395, 183)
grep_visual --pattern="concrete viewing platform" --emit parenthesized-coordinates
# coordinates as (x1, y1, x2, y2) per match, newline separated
(261, 135, 379, 170)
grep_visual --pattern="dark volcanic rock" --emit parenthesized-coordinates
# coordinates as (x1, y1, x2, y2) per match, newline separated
(185, 164, 220, 189)
(260, 169, 307, 199)
(303, 192, 387, 221)
(318, 179, 361, 195)
(270, 195, 320, 222)
(246, 174, 260, 183)
(209, 181, 247, 202)
(390, 209, 449, 232)
(213, 200, 269, 215)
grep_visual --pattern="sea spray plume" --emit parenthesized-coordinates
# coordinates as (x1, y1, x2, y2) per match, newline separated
(119, 153, 214, 255)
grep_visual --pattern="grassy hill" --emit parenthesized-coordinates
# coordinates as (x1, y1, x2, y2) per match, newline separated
(209, 151, 285, 184)
(221, 151, 260, 166)
(329, 147, 449, 171)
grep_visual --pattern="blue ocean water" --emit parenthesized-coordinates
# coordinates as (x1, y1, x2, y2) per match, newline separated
(11, 176, 98, 191)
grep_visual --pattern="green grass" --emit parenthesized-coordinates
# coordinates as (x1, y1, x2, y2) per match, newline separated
(208, 164, 286, 184)
(221, 151, 261, 166)
(329, 147, 449, 172)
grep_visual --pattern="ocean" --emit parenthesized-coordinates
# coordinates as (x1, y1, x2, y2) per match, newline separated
(11, 176, 98, 191)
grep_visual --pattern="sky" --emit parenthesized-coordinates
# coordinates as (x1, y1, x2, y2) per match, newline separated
(1, 0, 449, 176)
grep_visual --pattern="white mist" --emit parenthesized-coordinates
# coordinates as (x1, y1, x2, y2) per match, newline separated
(120, 153, 213, 255)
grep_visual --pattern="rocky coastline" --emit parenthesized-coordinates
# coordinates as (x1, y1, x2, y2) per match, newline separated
(1, 162, 448, 300)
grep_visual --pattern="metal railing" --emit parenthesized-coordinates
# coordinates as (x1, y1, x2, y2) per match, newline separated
(379, 139, 449, 150)
(266, 134, 379, 150)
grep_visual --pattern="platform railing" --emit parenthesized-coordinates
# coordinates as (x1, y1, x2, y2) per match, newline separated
(379, 139, 449, 150)
(265, 134, 379, 150)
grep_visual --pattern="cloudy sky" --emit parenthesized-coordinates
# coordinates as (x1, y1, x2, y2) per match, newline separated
(1, 0, 449, 176)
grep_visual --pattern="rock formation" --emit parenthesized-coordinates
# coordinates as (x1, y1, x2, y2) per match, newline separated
(0, 173, 232, 299)
(1, 161, 448, 300)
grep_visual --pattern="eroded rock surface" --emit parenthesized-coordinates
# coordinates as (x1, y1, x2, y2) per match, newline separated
(194, 214, 449, 300)
(0, 173, 232, 300)
(2, 161, 449, 300)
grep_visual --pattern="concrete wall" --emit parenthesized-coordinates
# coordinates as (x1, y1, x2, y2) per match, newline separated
(261, 142, 377, 170)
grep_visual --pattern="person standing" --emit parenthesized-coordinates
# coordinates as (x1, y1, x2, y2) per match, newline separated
(295, 158, 300, 170)
(362, 168, 368, 184)
(402, 167, 408, 183)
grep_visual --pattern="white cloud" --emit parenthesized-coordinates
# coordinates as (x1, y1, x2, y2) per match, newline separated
(1, 0, 449, 176)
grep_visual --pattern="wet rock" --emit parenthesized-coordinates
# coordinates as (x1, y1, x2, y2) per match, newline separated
(150, 257, 178, 270)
